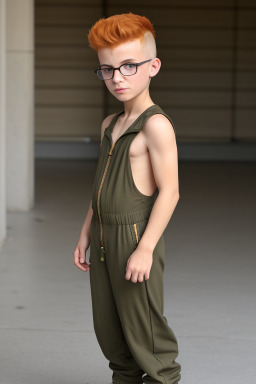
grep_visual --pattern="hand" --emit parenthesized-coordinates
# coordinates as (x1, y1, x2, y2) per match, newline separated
(125, 245, 153, 283)
(73, 232, 91, 272)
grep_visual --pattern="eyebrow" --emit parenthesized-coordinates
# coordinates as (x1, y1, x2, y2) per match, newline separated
(99, 58, 137, 67)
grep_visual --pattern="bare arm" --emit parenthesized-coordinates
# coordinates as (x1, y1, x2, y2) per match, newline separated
(79, 198, 94, 240)
(138, 114, 180, 253)
(125, 114, 180, 283)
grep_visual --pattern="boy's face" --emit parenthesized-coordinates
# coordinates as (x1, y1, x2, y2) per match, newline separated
(97, 37, 158, 101)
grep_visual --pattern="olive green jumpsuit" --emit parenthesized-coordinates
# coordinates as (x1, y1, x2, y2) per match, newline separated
(89, 104, 181, 384)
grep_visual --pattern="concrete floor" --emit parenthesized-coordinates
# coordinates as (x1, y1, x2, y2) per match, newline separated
(0, 159, 256, 384)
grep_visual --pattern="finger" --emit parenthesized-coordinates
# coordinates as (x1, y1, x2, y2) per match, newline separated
(79, 248, 86, 263)
(81, 261, 90, 270)
(74, 251, 87, 271)
(73, 248, 80, 261)
(74, 247, 83, 261)
(79, 265, 87, 271)
(74, 260, 87, 271)
(74, 254, 80, 264)
(125, 268, 131, 280)
(138, 272, 144, 283)
(131, 271, 139, 283)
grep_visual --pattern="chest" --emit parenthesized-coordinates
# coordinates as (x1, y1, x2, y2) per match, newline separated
(111, 129, 147, 159)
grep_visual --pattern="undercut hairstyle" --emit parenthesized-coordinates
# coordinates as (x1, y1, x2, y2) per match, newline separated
(87, 12, 156, 52)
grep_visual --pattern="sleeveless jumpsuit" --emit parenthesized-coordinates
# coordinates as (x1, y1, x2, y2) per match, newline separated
(89, 104, 181, 384)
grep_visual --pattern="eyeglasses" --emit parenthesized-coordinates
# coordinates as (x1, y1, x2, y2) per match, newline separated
(94, 59, 153, 80)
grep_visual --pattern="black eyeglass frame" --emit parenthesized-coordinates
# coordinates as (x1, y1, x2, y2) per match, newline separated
(94, 59, 153, 80)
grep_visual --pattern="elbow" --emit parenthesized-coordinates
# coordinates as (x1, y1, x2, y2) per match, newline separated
(173, 191, 180, 204)
(170, 192, 180, 208)
(173, 189, 180, 201)
(160, 189, 180, 203)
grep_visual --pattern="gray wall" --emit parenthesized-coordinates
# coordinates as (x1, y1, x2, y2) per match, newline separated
(35, 0, 256, 143)
(0, 0, 6, 246)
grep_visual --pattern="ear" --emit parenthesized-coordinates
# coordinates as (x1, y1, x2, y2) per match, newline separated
(149, 58, 161, 78)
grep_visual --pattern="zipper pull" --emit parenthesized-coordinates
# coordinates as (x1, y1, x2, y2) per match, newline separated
(100, 246, 106, 261)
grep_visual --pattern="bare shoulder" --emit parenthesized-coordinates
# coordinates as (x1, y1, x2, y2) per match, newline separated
(143, 113, 176, 147)
(101, 113, 116, 131)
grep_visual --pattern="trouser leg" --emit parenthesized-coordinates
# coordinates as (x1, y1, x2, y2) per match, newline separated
(89, 217, 144, 384)
(104, 219, 181, 384)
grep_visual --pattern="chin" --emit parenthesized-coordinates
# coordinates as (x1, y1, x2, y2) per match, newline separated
(113, 93, 130, 100)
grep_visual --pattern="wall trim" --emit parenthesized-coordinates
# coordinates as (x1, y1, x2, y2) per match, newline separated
(35, 141, 256, 161)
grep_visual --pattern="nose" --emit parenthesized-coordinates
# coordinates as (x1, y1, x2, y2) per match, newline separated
(112, 68, 124, 82)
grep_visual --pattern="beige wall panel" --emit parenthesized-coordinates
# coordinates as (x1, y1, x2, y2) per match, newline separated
(35, 107, 103, 137)
(238, 0, 256, 5)
(36, 0, 101, 5)
(236, 0, 256, 143)
(238, 10, 256, 28)
(236, 72, 256, 139)
(238, 30, 256, 48)
(108, 8, 233, 27)
(236, 2, 255, 143)
(35, 6, 100, 26)
(35, 46, 97, 67)
(109, 1, 233, 7)
(155, 70, 232, 89)
(36, 26, 91, 45)
(150, 90, 231, 107)
(235, 111, 256, 140)
(35, 89, 103, 106)
(35, 58, 98, 69)
(159, 47, 233, 70)
(165, 109, 231, 140)
(35, 68, 100, 87)
(236, 92, 256, 108)
(157, 28, 233, 48)
(236, 72, 256, 90)
(237, 48, 256, 70)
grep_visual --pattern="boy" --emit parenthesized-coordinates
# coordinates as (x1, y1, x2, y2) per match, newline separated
(74, 12, 181, 384)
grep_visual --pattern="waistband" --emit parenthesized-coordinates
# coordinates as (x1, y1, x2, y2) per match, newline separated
(93, 205, 153, 225)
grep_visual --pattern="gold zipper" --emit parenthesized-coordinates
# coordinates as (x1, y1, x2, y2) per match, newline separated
(133, 223, 139, 247)
(97, 141, 117, 261)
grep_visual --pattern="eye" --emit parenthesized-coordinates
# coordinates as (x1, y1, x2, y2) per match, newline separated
(123, 63, 136, 69)
(101, 68, 112, 73)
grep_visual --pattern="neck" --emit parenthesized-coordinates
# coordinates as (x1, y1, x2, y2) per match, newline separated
(121, 91, 155, 120)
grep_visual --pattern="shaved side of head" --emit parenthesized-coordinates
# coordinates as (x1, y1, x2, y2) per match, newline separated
(141, 31, 157, 59)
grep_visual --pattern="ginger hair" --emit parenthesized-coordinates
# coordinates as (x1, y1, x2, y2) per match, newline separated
(87, 12, 156, 54)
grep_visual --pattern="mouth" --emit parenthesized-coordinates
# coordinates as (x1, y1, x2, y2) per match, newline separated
(114, 88, 127, 92)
